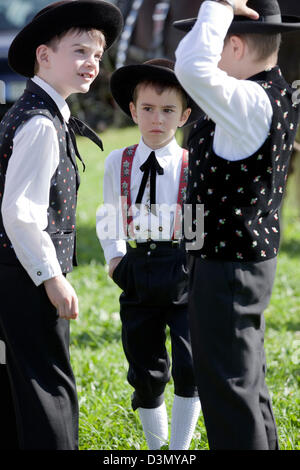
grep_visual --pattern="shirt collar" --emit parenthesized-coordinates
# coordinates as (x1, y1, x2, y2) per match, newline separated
(32, 75, 71, 123)
(138, 137, 181, 168)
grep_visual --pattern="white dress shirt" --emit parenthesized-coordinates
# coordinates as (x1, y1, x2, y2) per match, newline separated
(175, 0, 274, 161)
(97, 137, 185, 264)
(1, 76, 70, 286)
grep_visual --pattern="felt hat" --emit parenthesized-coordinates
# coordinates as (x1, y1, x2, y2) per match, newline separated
(173, 0, 300, 35)
(8, 0, 124, 77)
(110, 58, 203, 126)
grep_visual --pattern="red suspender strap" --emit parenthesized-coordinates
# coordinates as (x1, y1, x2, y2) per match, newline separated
(121, 145, 138, 238)
(173, 149, 189, 240)
(121, 146, 188, 241)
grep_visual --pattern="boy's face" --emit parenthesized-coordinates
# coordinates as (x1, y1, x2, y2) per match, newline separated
(129, 85, 191, 150)
(36, 30, 104, 98)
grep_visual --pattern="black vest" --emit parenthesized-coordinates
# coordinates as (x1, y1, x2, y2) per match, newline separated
(0, 80, 79, 273)
(186, 67, 300, 261)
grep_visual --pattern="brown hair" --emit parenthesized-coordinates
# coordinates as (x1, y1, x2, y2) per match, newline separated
(132, 80, 188, 111)
(225, 33, 281, 62)
(34, 27, 106, 74)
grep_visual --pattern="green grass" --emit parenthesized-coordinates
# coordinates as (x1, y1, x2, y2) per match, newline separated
(69, 126, 300, 450)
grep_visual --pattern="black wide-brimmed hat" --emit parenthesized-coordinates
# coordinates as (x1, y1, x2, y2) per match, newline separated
(110, 58, 202, 126)
(173, 0, 300, 35)
(8, 0, 124, 77)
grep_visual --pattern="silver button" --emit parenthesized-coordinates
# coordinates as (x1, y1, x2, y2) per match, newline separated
(150, 243, 156, 250)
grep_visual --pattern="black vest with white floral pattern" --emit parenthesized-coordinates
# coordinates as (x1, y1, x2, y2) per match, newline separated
(186, 67, 300, 261)
(0, 80, 79, 273)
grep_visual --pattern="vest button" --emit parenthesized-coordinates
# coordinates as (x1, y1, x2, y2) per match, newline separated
(158, 226, 163, 232)
(135, 225, 140, 231)
(150, 243, 156, 250)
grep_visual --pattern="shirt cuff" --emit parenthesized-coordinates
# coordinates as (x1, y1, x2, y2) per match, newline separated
(201, 1, 234, 26)
(104, 241, 127, 265)
(28, 260, 62, 286)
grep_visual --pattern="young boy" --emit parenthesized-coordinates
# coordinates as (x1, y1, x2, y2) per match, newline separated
(174, 0, 300, 450)
(0, 0, 122, 450)
(97, 59, 201, 450)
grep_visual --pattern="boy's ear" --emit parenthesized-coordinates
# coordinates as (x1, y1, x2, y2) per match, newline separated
(129, 101, 138, 124)
(229, 35, 246, 61)
(36, 45, 51, 70)
(178, 107, 192, 128)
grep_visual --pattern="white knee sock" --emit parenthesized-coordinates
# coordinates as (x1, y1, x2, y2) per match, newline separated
(138, 402, 169, 450)
(169, 395, 201, 450)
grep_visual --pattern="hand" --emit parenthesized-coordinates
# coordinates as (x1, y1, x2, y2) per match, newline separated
(44, 275, 79, 320)
(108, 256, 123, 279)
(233, 0, 259, 20)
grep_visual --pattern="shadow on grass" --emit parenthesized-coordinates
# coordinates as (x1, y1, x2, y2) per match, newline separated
(76, 225, 106, 265)
(72, 328, 121, 349)
(280, 237, 300, 258)
(267, 318, 300, 332)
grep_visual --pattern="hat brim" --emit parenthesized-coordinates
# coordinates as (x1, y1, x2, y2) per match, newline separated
(8, 0, 123, 77)
(173, 15, 300, 35)
(110, 64, 203, 127)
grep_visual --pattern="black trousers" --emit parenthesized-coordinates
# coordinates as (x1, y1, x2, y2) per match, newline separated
(0, 265, 78, 450)
(113, 243, 198, 410)
(187, 255, 279, 450)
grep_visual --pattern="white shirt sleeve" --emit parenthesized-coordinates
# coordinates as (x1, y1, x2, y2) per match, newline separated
(96, 150, 127, 264)
(175, 0, 273, 161)
(1, 116, 62, 286)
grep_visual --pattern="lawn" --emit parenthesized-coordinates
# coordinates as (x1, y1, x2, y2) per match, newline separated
(68, 126, 300, 451)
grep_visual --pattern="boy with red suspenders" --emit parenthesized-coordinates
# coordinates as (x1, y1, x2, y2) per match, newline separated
(97, 59, 201, 450)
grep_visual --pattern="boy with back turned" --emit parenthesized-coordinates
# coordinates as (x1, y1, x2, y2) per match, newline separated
(174, 0, 300, 450)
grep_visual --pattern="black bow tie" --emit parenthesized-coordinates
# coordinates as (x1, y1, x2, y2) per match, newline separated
(67, 116, 103, 172)
(135, 151, 164, 210)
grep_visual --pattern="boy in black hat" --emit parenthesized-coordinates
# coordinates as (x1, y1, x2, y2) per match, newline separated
(97, 59, 201, 450)
(0, 0, 122, 450)
(174, 0, 300, 450)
